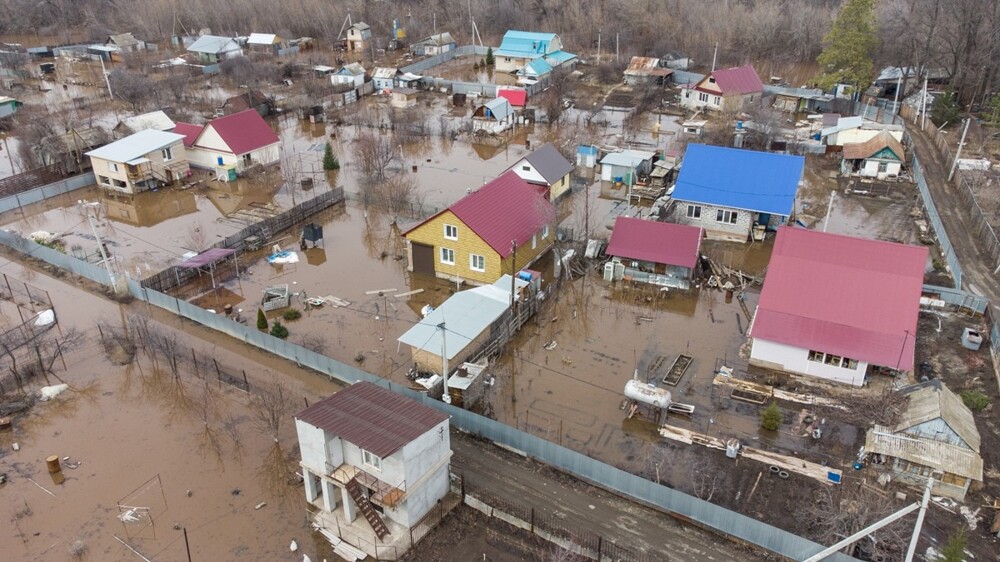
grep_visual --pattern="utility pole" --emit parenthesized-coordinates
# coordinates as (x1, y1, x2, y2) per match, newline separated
(99, 56, 113, 99)
(948, 117, 971, 182)
(920, 77, 928, 130)
(892, 74, 902, 115)
(81, 200, 119, 292)
(438, 322, 450, 404)
(615, 33, 619, 65)
(596, 30, 601, 64)
(509, 239, 517, 306)
(904, 476, 934, 562)
(823, 190, 836, 232)
(711, 42, 718, 72)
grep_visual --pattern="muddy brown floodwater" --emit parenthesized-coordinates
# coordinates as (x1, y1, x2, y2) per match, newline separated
(0, 257, 343, 562)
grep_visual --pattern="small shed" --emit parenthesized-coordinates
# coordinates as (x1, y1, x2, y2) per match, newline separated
(246, 33, 284, 55)
(396, 72, 423, 89)
(497, 87, 527, 108)
(599, 149, 656, 185)
(623, 57, 672, 86)
(606, 217, 703, 289)
(472, 98, 515, 134)
(576, 145, 599, 168)
(410, 32, 456, 57)
(106, 32, 144, 52)
(372, 67, 398, 91)
(331, 63, 366, 88)
(390, 87, 418, 109)
(841, 130, 905, 179)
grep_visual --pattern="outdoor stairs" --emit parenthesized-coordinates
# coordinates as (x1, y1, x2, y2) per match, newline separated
(345, 477, 390, 540)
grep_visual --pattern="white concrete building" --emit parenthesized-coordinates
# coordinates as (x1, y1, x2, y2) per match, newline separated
(86, 129, 189, 194)
(296, 382, 451, 558)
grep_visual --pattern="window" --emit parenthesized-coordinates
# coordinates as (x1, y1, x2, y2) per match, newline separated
(109, 162, 119, 172)
(824, 354, 842, 366)
(98, 175, 111, 185)
(440, 248, 455, 265)
(161, 147, 173, 161)
(940, 472, 967, 487)
(470, 254, 485, 272)
(807, 350, 825, 363)
(361, 449, 382, 471)
(542, 224, 550, 239)
(713, 96, 721, 106)
(698, 92, 709, 103)
(443, 224, 458, 240)
(531, 234, 537, 249)
(686, 205, 701, 219)
(521, 165, 531, 172)
(878, 162, 888, 173)
(716, 209, 738, 224)
(843, 358, 859, 370)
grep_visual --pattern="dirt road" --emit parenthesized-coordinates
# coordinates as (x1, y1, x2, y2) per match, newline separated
(908, 124, 1000, 311)
(451, 434, 765, 562)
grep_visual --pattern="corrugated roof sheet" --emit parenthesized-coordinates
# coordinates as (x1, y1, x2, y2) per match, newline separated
(521, 143, 573, 184)
(247, 33, 279, 45)
(107, 33, 139, 47)
(624, 57, 671, 77)
(751, 227, 927, 370)
(449, 170, 556, 258)
(865, 425, 982, 480)
(672, 144, 803, 216)
(523, 58, 553, 77)
(177, 248, 236, 268)
(481, 98, 513, 122)
(497, 88, 527, 107)
(497, 31, 557, 57)
(203, 109, 279, 155)
(398, 275, 528, 359)
(895, 380, 981, 452)
(842, 130, 905, 161)
(172, 122, 204, 148)
(339, 63, 366, 76)
(599, 149, 656, 168)
(708, 64, 764, 95)
(821, 116, 864, 138)
(296, 382, 448, 458)
(187, 35, 240, 54)
(419, 32, 455, 47)
(85, 129, 185, 162)
(372, 67, 398, 79)
(119, 110, 175, 133)
(543, 51, 577, 65)
(606, 217, 702, 269)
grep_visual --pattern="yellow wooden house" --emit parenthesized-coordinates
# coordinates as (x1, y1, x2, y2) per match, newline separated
(403, 171, 557, 285)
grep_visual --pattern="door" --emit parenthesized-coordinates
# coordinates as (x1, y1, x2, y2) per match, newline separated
(411, 242, 435, 275)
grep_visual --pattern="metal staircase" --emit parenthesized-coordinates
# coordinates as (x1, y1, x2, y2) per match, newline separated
(345, 477, 390, 540)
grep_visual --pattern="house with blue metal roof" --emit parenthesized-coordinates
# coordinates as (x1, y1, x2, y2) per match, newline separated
(670, 144, 804, 242)
(494, 30, 575, 73)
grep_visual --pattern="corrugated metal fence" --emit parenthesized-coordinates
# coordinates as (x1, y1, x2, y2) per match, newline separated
(0, 172, 95, 214)
(911, 156, 963, 289)
(0, 226, 857, 562)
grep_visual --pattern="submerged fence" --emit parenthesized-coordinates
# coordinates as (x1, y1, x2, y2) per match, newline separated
(0, 228, 856, 562)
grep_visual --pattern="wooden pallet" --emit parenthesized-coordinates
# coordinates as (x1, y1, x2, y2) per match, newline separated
(662, 354, 692, 386)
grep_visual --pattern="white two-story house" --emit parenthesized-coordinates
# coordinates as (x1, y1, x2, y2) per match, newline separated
(296, 382, 451, 558)
(86, 129, 189, 194)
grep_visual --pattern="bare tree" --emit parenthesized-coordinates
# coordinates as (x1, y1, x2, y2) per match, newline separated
(108, 69, 156, 111)
(249, 379, 294, 443)
(807, 483, 909, 561)
(353, 128, 398, 181)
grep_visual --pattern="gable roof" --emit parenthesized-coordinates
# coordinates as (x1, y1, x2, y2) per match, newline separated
(172, 122, 204, 148)
(479, 98, 513, 122)
(896, 380, 981, 451)
(107, 33, 139, 48)
(409, 171, 555, 258)
(606, 217, 703, 269)
(420, 32, 455, 46)
(520, 143, 573, 184)
(187, 35, 240, 54)
(672, 144, 803, 216)
(372, 67, 398, 79)
(201, 109, 279, 155)
(398, 275, 528, 360)
(338, 62, 365, 76)
(751, 227, 927, 370)
(497, 30, 557, 57)
(296, 381, 448, 458)
(707, 65, 764, 95)
(349, 22, 371, 32)
(118, 110, 175, 133)
(497, 87, 527, 107)
(624, 56, 671, 77)
(522, 58, 553, 77)
(842, 130, 905, 161)
(222, 89, 271, 112)
(865, 424, 983, 481)
(85, 129, 185, 162)
(821, 116, 864, 138)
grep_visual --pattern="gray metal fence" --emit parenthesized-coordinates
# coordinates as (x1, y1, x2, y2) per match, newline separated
(0, 172, 95, 214)
(400, 45, 488, 75)
(912, 156, 963, 289)
(923, 284, 988, 314)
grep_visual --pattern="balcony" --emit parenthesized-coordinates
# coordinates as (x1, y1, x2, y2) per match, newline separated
(329, 463, 407, 508)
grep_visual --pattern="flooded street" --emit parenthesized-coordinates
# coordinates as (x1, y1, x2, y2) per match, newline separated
(0, 258, 342, 562)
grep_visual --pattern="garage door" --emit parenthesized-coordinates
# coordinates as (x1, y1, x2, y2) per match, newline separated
(411, 242, 435, 276)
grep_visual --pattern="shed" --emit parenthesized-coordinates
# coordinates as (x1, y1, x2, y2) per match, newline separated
(390, 87, 418, 109)
(372, 67, 399, 91)
(623, 57, 672, 86)
(606, 217, 702, 289)
(841, 130, 905, 179)
(599, 149, 656, 186)
(472, 98, 515, 134)
(576, 145, 599, 168)
(497, 87, 527, 108)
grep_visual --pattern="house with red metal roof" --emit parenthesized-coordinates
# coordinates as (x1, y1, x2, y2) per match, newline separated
(173, 109, 280, 180)
(403, 170, 557, 285)
(295, 381, 451, 556)
(605, 217, 703, 289)
(680, 64, 764, 112)
(749, 227, 928, 386)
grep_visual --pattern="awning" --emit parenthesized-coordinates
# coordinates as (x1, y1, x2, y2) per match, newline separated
(126, 157, 150, 166)
(177, 248, 236, 268)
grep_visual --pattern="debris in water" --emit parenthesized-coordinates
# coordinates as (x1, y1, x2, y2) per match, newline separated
(231, 488, 242, 496)
(254, 502, 267, 510)
(543, 341, 558, 351)
(290, 539, 298, 552)
(38, 384, 69, 401)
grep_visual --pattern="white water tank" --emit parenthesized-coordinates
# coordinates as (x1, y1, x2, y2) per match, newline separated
(624, 379, 671, 409)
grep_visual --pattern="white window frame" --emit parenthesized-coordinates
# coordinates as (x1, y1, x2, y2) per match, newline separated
(542, 224, 550, 239)
(161, 147, 173, 161)
(531, 234, 537, 249)
(698, 92, 709, 103)
(440, 247, 455, 265)
(443, 224, 458, 240)
(361, 449, 382, 471)
(109, 162, 119, 172)
(716, 209, 738, 224)
(469, 254, 485, 272)
(713, 95, 721, 106)
(686, 205, 701, 219)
